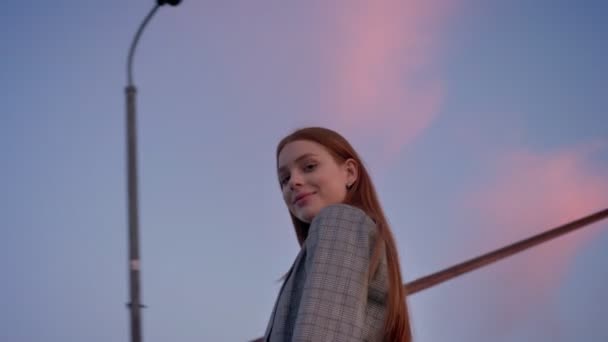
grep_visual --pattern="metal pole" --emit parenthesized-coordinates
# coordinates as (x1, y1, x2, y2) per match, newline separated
(125, 83, 144, 342)
(404, 207, 608, 294)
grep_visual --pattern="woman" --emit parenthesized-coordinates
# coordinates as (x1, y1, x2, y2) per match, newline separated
(263, 127, 412, 342)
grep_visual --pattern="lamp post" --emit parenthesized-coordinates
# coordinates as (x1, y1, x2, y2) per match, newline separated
(124, 2, 181, 342)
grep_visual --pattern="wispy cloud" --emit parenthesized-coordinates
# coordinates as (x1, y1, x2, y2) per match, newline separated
(321, 0, 454, 163)
(463, 142, 608, 336)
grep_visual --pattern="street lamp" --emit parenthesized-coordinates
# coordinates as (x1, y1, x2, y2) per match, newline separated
(124, 2, 181, 342)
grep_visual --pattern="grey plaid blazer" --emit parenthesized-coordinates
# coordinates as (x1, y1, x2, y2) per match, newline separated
(263, 204, 388, 342)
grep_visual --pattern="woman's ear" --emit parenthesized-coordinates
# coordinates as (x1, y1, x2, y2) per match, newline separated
(344, 158, 358, 186)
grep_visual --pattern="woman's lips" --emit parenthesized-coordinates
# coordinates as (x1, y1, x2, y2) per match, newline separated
(294, 192, 314, 205)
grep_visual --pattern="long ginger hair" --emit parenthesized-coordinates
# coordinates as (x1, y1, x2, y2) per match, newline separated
(276, 127, 412, 342)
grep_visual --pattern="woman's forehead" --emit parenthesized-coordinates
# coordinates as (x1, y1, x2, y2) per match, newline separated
(277, 140, 329, 170)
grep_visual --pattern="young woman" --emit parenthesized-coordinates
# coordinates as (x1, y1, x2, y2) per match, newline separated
(262, 127, 412, 342)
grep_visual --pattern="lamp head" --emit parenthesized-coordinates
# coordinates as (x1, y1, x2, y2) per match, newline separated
(157, 0, 181, 6)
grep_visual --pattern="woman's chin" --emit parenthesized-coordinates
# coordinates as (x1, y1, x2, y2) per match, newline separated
(295, 206, 318, 224)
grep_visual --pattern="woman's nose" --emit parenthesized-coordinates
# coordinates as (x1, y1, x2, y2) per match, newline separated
(288, 171, 303, 189)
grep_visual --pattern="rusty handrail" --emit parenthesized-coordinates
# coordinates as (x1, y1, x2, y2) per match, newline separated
(404, 207, 608, 294)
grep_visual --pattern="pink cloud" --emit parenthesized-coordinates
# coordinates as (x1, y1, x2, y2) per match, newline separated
(320, 0, 455, 163)
(464, 143, 608, 334)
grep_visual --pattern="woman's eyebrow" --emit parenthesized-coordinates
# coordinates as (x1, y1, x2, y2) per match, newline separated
(278, 153, 317, 173)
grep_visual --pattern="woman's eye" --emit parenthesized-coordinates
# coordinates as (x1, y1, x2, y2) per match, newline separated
(280, 175, 289, 185)
(304, 163, 317, 171)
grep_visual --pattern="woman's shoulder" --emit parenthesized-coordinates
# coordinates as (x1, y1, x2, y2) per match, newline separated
(310, 203, 376, 235)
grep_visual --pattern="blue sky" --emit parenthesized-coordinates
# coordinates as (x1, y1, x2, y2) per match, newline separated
(1, 1, 607, 341)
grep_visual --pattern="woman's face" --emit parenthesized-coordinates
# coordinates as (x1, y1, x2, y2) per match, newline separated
(277, 140, 357, 223)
